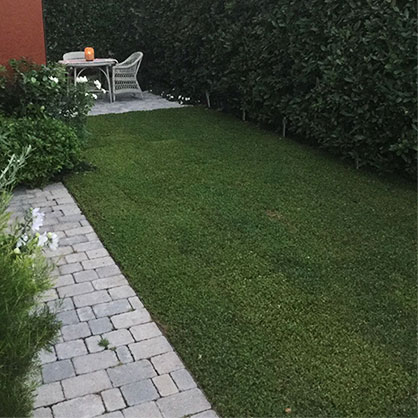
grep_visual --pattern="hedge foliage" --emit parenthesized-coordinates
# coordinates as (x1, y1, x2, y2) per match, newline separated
(43, 0, 417, 176)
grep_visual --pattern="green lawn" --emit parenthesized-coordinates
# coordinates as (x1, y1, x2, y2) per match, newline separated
(65, 107, 416, 417)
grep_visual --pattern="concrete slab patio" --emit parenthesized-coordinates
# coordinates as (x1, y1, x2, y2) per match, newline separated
(90, 91, 185, 116)
(8, 184, 218, 418)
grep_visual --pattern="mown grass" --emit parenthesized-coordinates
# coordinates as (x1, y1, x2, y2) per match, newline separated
(65, 107, 417, 417)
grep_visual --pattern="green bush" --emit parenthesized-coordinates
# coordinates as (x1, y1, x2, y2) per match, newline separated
(0, 152, 60, 417)
(0, 115, 82, 187)
(43, 0, 417, 176)
(0, 59, 94, 138)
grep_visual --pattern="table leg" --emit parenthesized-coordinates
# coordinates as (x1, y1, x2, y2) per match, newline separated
(105, 66, 112, 103)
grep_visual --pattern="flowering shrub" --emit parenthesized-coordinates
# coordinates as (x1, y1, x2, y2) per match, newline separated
(0, 150, 60, 417)
(0, 59, 95, 138)
(0, 115, 82, 186)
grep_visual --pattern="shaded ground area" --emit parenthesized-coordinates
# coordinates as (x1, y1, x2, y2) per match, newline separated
(65, 107, 417, 417)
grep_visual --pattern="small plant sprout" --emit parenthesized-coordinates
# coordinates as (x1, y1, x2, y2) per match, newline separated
(98, 338, 110, 349)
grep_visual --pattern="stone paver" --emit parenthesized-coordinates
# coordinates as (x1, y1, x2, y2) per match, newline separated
(9, 183, 217, 418)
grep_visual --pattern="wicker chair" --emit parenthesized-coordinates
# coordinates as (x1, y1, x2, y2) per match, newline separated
(112, 52, 144, 101)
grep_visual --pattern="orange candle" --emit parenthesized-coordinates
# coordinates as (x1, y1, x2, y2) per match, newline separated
(84, 47, 95, 61)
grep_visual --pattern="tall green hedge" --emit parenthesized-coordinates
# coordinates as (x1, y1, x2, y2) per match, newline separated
(43, 0, 417, 176)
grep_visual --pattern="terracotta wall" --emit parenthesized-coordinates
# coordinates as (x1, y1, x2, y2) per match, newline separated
(0, 0, 46, 65)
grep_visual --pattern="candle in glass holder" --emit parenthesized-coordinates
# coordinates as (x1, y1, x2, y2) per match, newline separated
(84, 47, 95, 61)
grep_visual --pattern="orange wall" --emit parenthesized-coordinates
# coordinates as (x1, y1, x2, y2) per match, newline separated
(0, 0, 46, 65)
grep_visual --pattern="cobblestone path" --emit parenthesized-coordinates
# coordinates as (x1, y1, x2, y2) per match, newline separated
(8, 183, 217, 418)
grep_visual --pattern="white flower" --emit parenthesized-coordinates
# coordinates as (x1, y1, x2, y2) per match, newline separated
(47, 232, 59, 251)
(16, 233, 28, 248)
(13, 248, 21, 255)
(76, 76, 88, 83)
(37, 232, 48, 247)
(92, 94, 98, 100)
(49, 76, 59, 84)
(94, 80, 102, 90)
(31, 208, 44, 232)
(101, 88, 106, 94)
(85, 92, 90, 97)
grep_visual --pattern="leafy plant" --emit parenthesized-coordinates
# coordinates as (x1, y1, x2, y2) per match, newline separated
(98, 338, 110, 349)
(0, 152, 60, 417)
(0, 115, 82, 187)
(0, 59, 94, 138)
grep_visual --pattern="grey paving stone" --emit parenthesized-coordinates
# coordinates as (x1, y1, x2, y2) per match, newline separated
(171, 369, 197, 391)
(111, 309, 151, 329)
(59, 214, 86, 223)
(57, 282, 93, 298)
(102, 388, 126, 412)
(56, 339, 87, 359)
(33, 407, 53, 418)
(103, 329, 134, 347)
(73, 290, 111, 308)
(85, 335, 105, 353)
(151, 352, 184, 375)
(153, 374, 178, 397)
(53, 274, 74, 288)
(104, 412, 124, 418)
(39, 347, 57, 364)
(60, 235, 89, 246)
(122, 401, 163, 418)
(86, 248, 109, 259)
(129, 336, 172, 361)
(47, 297, 74, 313)
(77, 306, 95, 321)
(65, 252, 88, 263)
(107, 360, 156, 387)
(89, 317, 113, 335)
(93, 275, 129, 290)
(109, 285, 136, 300)
(128, 296, 144, 310)
(116, 346, 133, 363)
(130, 322, 161, 342)
(96, 264, 122, 278)
(121, 379, 159, 406)
(34, 381, 64, 407)
(191, 410, 220, 418)
(42, 360, 75, 383)
(73, 350, 118, 374)
(59, 262, 83, 275)
(86, 232, 100, 241)
(73, 240, 103, 253)
(56, 309, 79, 326)
(52, 222, 82, 232)
(74, 269, 99, 283)
(61, 322, 91, 341)
(82, 256, 114, 270)
(55, 196, 75, 205)
(62, 370, 112, 399)
(156, 389, 211, 418)
(53, 204, 81, 216)
(52, 394, 105, 417)
(66, 225, 94, 237)
(93, 299, 131, 318)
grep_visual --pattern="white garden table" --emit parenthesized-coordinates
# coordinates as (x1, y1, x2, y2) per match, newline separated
(59, 58, 117, 103)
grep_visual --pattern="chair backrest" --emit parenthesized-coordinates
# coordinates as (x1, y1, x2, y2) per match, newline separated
(63, 51, 84, 60)
(118, 52, 143, 69)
